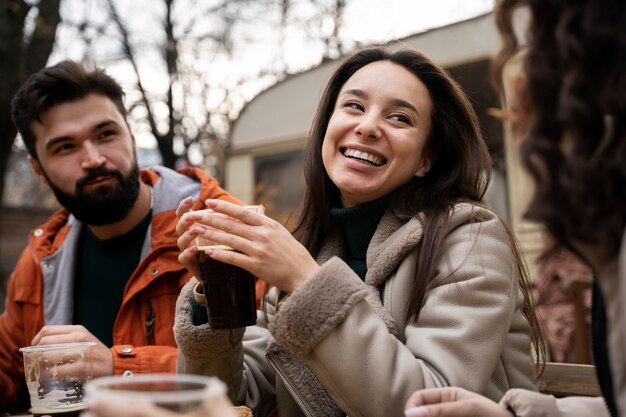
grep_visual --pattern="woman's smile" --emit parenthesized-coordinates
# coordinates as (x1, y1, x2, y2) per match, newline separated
(341, 147, 386, 167)
(322, 60, 433, 208)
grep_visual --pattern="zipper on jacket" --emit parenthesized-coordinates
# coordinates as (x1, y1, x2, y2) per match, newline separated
(266, 353, 315, 417)
(113, 245, 182, 340)
(145, 302, 156, 345)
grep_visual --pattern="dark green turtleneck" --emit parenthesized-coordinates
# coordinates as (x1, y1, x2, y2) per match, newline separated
(330, 196, 391, 280)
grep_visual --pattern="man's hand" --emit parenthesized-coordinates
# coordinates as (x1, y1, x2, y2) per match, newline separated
(404, 387, 511, 417)
(31, 325, 114, 377)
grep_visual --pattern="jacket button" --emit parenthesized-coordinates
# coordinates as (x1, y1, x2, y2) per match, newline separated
(121, 347, 133, 353)
(34, 228, 43, 237)
(151, 268, 158, 275)
(122, 370, 134, 377)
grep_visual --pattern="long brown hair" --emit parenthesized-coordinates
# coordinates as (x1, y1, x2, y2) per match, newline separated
(492, 0, 626, 257)
(291, 47, 542, 359)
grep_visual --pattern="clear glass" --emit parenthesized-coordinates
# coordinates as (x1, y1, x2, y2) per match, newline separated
(85, 373, 233, 414)
(19, 341, 96, 415)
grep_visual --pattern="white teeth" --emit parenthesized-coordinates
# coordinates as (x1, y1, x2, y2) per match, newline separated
(343, 148, 384, 166)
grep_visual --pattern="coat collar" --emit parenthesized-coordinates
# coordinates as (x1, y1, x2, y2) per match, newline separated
(366, 211, 425, 287)
(316, 210, 425, 288)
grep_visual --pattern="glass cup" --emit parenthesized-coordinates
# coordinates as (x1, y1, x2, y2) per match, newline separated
(195, 205, 260, 329)
(19, 341, 96, 417)
(85, 373, 234, 415)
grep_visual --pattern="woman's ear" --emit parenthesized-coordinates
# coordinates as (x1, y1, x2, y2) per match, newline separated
(414, 157, 432, 178)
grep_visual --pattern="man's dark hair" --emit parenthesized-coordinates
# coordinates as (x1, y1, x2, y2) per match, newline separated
(11, 60, 127, 160)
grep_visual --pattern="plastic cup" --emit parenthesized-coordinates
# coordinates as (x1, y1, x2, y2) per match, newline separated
(195, 205, 260, 329)
(19, 341, 96, 416)
(85, 373, 233, 414)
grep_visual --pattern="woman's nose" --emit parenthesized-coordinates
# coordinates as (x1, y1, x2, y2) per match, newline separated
(354, 112, 382, 139)
(80, 141, 106, 169)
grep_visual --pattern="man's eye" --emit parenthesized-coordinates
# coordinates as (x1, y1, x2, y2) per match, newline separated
(98, 130, 117, 140)
(53, 144, 74, 153)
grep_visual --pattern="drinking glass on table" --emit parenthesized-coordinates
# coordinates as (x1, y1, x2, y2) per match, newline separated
(85, 373, 237, 417)
(19, 341, 96, 417)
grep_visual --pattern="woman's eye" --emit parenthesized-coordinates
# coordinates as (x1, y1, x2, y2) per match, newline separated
(390, 114, 412, 125)
(343, 101, 364, 111)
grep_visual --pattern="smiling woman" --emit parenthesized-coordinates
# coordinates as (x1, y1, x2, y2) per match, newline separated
(173, 47, 541, 417)
(321, 60, 432, 207)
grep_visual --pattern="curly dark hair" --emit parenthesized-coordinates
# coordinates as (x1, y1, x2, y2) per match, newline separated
(492, 0, 626, 257)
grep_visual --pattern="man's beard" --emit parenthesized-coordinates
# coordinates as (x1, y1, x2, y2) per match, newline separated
(44, 163, 141, 226)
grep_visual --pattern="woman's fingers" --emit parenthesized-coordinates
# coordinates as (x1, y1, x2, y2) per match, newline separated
(404, 388, 510, 417)
(177, 199, 319, 292)
(204, 200, 265, 226)
(178, 245, 200, 279)
(175, 196, 194, 218)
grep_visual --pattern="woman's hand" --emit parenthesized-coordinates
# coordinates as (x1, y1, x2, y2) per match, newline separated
(176, 196, 202, 278)
(404, 387, 511, 417)
(180, 199, 320, 293)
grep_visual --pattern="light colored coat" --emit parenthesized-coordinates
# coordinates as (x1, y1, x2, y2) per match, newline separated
(501, 229, 626, 417)
(175, 203, 536, 417)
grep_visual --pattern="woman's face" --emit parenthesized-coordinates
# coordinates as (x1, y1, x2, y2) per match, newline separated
(322, 60, 433, 207)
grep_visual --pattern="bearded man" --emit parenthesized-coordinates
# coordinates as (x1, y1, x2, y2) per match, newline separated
(0, 60, 240, 413)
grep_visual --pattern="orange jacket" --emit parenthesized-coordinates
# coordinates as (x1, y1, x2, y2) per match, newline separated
(0, 166, 241, 413)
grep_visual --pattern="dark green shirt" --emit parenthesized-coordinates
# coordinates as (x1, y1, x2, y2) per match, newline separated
(73, 211, 152, 347)
(330, 196, 390, 280)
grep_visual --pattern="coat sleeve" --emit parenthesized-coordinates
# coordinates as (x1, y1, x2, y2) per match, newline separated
(0, 250, 41, 413)
(500, 389, 610, 417)
(174, 278, 277, 417)
(110, 344, 178, 374)
(269, 208, 533, 417)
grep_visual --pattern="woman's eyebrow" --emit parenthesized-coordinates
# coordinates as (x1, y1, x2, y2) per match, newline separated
(342, 89, 418, 114)
(342, 88, 368, 99)
(389, 98, 418, 114)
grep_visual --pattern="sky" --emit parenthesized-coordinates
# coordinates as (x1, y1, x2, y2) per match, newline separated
(56, 0, 496, 150)
(342, 0, 495, 44)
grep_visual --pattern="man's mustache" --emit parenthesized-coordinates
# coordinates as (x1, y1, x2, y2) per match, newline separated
(76, 167, 123, 192)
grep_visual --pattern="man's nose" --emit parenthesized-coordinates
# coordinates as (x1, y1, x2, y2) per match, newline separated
(80, 141, 106, 169)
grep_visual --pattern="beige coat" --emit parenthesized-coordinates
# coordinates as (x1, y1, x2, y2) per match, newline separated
(501, 229, 626, 417)
(175, 203, 536, 417)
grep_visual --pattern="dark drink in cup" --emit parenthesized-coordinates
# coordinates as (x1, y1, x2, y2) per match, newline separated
(197, 252, 257, 329)
(194, 205, 260, 329)
(33, 410, 84, 417)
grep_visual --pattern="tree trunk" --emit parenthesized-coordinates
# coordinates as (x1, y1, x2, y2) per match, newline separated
(156, 132, 177, 169)
(0, 0, 61, 205)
